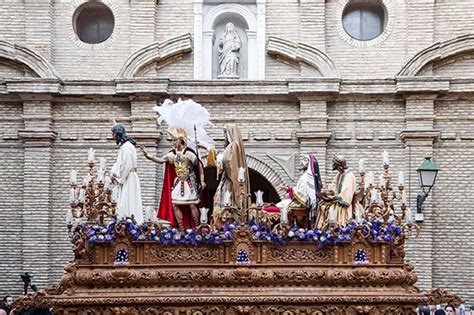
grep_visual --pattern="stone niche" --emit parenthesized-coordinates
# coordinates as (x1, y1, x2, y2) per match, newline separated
(194, 0, 266, 80)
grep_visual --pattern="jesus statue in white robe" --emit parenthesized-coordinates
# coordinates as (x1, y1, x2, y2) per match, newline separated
(110, 124, 144, 224)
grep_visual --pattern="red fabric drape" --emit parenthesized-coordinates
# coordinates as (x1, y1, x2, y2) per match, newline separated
(157, 162, 196, 229)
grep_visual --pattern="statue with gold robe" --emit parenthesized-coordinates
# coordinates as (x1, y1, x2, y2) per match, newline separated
(315, 155, 356, 229)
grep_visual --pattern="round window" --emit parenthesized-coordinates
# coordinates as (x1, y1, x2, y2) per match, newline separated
(342, 1, 386, 41)
(73, 2, 115, 44)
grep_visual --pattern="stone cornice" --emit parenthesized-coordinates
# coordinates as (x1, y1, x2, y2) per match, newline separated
(18, 130, 58, 142)
(128, 131, 163, 143)
(1, 78, 473, 97)
(296, 131, 332, 142)
(399, 130, 440, 142)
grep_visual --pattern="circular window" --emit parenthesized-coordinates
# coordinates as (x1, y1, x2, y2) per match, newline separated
(342, 1, 386, 41)
(73, 2, 115, 44)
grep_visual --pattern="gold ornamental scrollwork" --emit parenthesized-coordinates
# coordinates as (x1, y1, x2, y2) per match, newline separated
(264, 246, 332, 263)
(149, 246, 223, 263)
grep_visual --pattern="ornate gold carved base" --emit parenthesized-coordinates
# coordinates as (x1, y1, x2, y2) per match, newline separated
(14, 226, 461, 315)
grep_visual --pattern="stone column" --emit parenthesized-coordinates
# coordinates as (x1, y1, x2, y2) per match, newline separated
(24, 0, 54, 59)
(299, 0, 326, 49)
(296, 96, 332, 179)
(130, 0, 158, 51)
(19, 95, 57, 288)
(400, 93, 439, 291)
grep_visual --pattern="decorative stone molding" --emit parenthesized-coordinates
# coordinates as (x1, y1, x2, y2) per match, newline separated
(116, 34, 193, 79)
(0, 41, 59, 79)
(398, 34, 474, 77)
(18, 130, 58, 142)
(296, 131, 333, 143)
(68, 0, 120, 50)
(194, 0, 266, 79)
(335, 0, 395, 48)
(396, 77, 449, 93)
(399, 130, 440, 143)
(267, 37, 341, 78)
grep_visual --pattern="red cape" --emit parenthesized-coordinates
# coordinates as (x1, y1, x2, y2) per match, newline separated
(157, 162, 196, 229)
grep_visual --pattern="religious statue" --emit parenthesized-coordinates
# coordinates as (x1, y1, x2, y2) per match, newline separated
(315, 155, 356, 229)
(141, 99, 213, 229)
(207, 125, 250, 223)
(110, 123, 144, 224)
(218, 22, 241, 78)
(141, 129, 205, 229)
(276, 154, 322, 225)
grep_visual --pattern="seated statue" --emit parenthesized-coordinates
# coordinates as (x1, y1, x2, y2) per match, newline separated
(315, 154, 356, 229)
(276, 154, 322, 226)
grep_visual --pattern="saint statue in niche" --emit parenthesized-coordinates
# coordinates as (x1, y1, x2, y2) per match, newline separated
(218, 22, 241, 78)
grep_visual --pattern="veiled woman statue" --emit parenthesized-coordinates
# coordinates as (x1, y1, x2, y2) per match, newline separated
(218, 22, 241, 78)
(207, 125, 250, 223)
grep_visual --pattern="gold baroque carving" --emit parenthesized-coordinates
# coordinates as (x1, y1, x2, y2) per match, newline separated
(149, 246, 223, 263)
(264, 246, 332, 262)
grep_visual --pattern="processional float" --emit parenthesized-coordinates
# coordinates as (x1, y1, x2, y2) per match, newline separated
(14, 100, 461, 315)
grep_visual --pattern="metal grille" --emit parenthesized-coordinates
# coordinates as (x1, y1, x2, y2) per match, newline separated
(75, 3, 115, 44)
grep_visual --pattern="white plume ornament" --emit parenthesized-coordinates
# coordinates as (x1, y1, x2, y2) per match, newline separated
(153, 99, 214, 150)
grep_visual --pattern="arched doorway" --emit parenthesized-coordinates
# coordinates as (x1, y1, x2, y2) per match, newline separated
(201, 167, 281, 215)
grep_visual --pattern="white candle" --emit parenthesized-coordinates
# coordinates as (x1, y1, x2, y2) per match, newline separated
(405, 208, 413, 224)
(401, 189, 407, 205)
(112, 187, 119, 203)
(365, 171, 374, 189)
(255, 190, 264, 206)
(69, 170, 77, 185)
(66, 209, 73, 225)
(79, 188, 85, 203)
(69, 188, 76, 204)
(379, 174, 386, 188)
(104, 176, 111, 191)
(223, 191, 232, 206)
(382, 150, 390, 166)
(370, 188, 377, 203)
(398, 171, 405, 187)
(328, 207, 336, 224)
(199, 207, 209, 224)
(97, 169, 105, 183)
(280, 208, 289, 224)
(237, 167, 246, 183)
(358, 158, 365, 173)
(88, 148, 95, 163)
(99, 157, 107, 170)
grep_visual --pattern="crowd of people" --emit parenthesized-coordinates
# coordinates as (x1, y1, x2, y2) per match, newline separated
(417, 304, 474, 314)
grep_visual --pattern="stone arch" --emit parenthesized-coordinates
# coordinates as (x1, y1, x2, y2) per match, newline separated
(116, 34, 192, 79)
(0, 40, 59, 79)
(398, 34, 474, 77)
(203, 4, 256, 31)
(267, 36, 341, 78)
(197, 3, 265, 80)
(200, 153, 288, 200)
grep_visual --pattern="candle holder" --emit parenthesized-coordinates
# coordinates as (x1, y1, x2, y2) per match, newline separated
(68, 157, 117, 228)
(354, 152, 418, 237)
